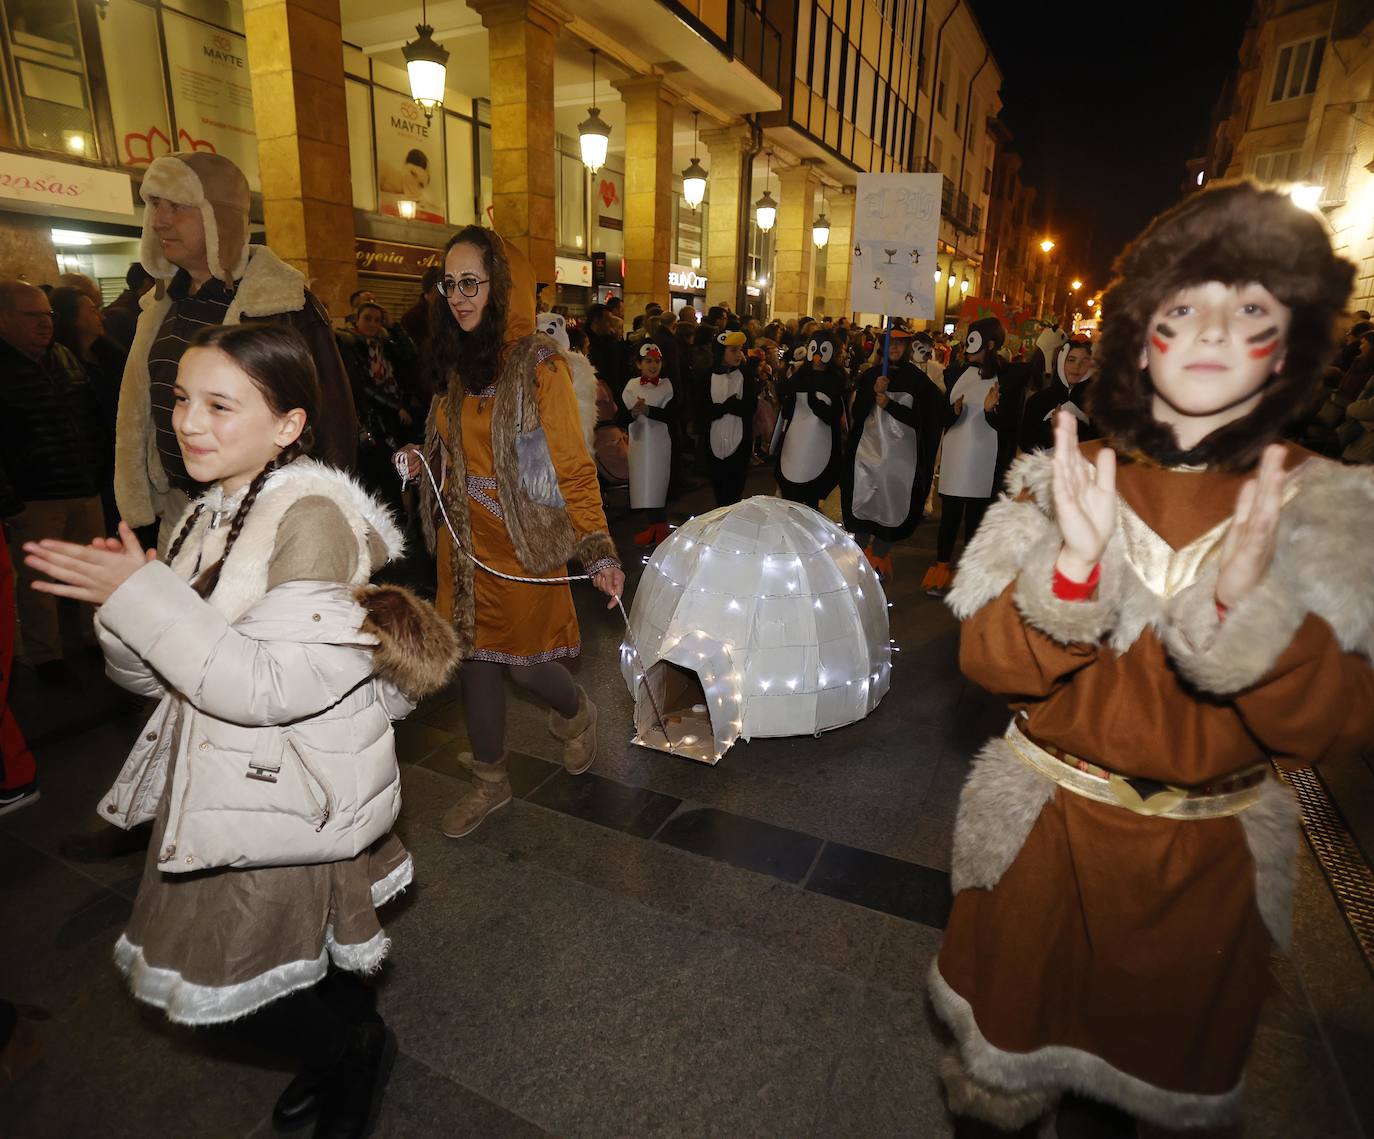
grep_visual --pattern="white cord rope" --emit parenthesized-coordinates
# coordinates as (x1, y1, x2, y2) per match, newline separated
(396, 449, 676, 753)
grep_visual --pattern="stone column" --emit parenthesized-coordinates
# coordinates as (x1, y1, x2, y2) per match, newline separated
(612, 75, 674, 317)
(701, 124, 753, 312)
(823, 188, 856, 320)
(469, 0, 567, 287)
(771, 159, 820, 321)
(244, 0, 356, 318)
(0, 214, 58, 285)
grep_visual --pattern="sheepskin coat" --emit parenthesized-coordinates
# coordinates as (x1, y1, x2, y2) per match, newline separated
(931, 444, 1374, 1131)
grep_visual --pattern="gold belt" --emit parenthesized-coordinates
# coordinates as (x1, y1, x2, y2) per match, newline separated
(1003, 720, 1267, 820)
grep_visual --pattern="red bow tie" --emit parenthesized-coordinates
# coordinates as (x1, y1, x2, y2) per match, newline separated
(641, 377, 661, 386)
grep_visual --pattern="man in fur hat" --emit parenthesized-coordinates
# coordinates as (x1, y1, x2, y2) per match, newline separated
(114, 152, 356, 546)
(931, 182, 1374, 1137)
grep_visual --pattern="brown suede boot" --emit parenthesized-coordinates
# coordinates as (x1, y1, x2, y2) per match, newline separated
(549, 686, 597, 775)
(441, 755, 512, 838)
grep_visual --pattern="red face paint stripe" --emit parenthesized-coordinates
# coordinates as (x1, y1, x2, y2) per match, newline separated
(1249, 340, 1280, 359)
(1150, 335, 1170, 354)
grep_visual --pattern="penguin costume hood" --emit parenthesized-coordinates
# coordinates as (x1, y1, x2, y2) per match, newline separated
(139, 152, 252, 295)
(962, 316, 1005, 378)
(712, 328, 748, 372)
(1091, 180, 1354, 470)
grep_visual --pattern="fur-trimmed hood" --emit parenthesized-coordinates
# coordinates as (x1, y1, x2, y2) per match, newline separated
(139, 152, 252, 291)
(1091, 182, 1354, 470)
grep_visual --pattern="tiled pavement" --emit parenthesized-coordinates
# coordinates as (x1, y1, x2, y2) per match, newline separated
(2, 463, 1371, 1137)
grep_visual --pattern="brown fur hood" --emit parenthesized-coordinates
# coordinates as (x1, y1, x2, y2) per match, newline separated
(356, 583, 461, 697)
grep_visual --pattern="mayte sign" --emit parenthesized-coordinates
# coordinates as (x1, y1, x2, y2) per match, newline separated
(0, 152, 134, 219)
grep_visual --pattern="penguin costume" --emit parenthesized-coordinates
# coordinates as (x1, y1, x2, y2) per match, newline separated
(1018, 334, 1098, 453)
(842, 320, 945, 580)
(706, 329, 759, 506)
(776, 328, 846, 509)
(921, 315, 1034, 595)
(623, 340, 677, 545)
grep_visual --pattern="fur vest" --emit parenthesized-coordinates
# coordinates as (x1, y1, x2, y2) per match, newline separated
(420, 333, 617, 657)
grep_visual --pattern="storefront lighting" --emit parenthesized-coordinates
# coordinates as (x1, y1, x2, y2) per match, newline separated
(754, 149, 777, 233)
(63, 132, 86, 155)
(396, 199, 417, 220)
(812, 199, 830, 249)
(402, 1, 449, 123)
(681, 110, 708, 210)
(960, 278, 969, 294)
(578, 48, 611, 174)
(51, 230, 92, 246)
(933, 269, 942, 282)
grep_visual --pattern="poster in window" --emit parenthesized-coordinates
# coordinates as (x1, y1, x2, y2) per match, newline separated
(98, 0, 173, 169)
(161, 11, 259, 189)
(375, 91, 445, 223)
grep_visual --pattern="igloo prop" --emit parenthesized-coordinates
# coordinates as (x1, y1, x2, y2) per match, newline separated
(620, 496, 891, 764)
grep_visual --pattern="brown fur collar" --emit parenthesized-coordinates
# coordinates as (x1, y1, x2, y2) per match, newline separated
(356, 583, 459, 697)
(419, 332, 617, 656)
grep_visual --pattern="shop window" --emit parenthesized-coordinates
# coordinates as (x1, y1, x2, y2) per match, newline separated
(1270, 35, 1324, 103)
(445, 111, 476, 227)
(557, 149, 587, 252)
(373, 86, 445, 223)
(2, 0, 98, 158)
(1251, 148, 1303, 184)
(97, 0, 171, 169)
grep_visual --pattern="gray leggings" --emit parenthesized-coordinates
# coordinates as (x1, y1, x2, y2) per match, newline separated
(461, 658, 579, 764)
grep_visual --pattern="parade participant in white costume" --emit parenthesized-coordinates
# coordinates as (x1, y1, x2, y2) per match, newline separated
(624, 341, 676, 546)
(922, 316, 1032, 596)
(776, 328, 845, 510)
(707, 330, 758, 506)
(842, 320, 944, 580)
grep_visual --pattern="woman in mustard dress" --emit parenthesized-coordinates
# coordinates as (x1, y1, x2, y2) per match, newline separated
(406, 228, 623, 838)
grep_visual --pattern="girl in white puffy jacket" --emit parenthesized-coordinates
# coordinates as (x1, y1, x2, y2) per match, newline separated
(24, 322, 457, 1139)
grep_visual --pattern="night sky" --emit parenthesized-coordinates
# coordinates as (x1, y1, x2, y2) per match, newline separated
(966, 0, 1254, 293)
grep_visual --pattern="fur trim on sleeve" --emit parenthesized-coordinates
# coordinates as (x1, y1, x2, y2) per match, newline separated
(575, 531, 619, 571)
(1162, 460, 1374, 693)
(947, 451, 1119, 645)
(356, 583, 461, 697)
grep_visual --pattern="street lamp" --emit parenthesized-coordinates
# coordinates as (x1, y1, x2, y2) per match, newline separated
(681, 110, 707, 210)
(1289, 182, 1321, 211)
(754, 150, 777, 233)
(578, 48, 611, 174)
(402, 0, 449, 123)
(812, 197, 831, 248)
(1040, 238, 1055, 254)
(1071, 279, 1082, 292)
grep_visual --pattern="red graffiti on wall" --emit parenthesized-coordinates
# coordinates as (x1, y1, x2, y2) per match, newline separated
(599, 179, 618, 209)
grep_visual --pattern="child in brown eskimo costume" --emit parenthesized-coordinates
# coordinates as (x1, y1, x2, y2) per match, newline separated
(931, 182, 1374, 1137)
(24, 323, 458, 1139)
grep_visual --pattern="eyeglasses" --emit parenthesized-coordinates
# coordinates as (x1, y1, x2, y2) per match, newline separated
(438, 275, 489, 299)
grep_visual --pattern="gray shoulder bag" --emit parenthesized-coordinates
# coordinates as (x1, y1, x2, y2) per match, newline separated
(514, 382, 566, 508)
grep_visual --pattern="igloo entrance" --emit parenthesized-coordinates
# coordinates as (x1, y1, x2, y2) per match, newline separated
(630, 631, 741, 765)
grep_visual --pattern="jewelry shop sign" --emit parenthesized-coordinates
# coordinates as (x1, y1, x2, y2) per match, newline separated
(355, 237, 443, 279)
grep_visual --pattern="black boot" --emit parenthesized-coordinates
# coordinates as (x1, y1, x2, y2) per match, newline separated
(311, 1021, 397, 1139)
(272, 1070, 328, 1132)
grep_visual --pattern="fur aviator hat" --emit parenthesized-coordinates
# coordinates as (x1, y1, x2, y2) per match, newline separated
(1091, 181, 1354, 470)
(139, 152, 251, 290)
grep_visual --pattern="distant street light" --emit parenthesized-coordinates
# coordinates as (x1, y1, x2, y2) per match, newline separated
(1289, 183, 1321, 211)
(1071, 279, 1083, 291)
(1040, 238, 1055, 254)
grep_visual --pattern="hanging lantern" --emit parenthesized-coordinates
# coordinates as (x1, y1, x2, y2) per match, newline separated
(754, 150, 777, 233)
(579, 48, 611, 174)
(402, 1, 448, 122)
(681, 110, 708, 210)
(396, 199, 417, 220)
(812, 207, 830, 249)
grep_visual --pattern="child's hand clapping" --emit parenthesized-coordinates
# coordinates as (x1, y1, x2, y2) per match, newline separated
(1215, 444, 1288, 609)
(24, 521, 157, 606)
(1051, 409, 1117, 583)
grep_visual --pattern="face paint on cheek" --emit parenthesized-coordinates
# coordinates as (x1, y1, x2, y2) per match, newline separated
(1149, 322, 1176, 354)
(1246, 326, 1281, 359)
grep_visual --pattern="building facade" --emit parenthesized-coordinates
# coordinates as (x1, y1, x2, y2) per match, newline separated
(0, 0, 1028, 328)
(1200, 0, 1374, 309)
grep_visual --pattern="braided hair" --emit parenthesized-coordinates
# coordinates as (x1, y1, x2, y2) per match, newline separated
(166, 322, 320, 598)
